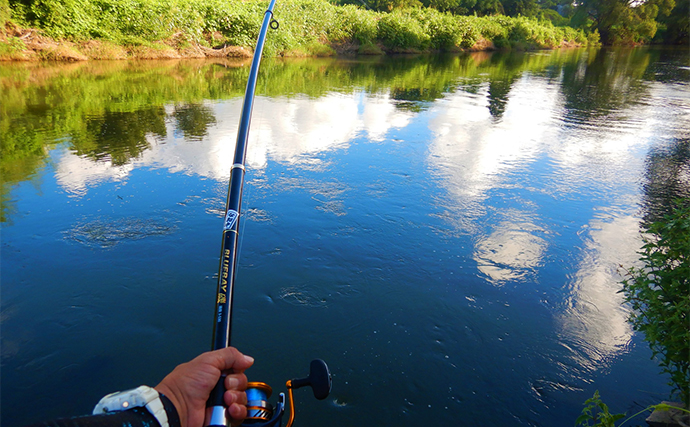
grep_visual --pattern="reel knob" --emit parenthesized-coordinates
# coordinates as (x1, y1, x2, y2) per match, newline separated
(288, 359, 332, 400)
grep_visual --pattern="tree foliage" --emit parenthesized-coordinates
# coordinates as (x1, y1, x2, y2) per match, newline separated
(337, 0, 683, 45)
(655, 0, 689, 43)
(571, 0, 676, 44)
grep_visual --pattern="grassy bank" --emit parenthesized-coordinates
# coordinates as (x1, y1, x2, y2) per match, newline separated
(1, 0, 595, 60)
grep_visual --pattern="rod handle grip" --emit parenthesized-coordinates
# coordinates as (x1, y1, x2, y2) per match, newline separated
(208, 375, 227, 407)
(204, 376, 228, 427)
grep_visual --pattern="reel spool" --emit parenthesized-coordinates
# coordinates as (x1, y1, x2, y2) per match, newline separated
(245, 382, 275, 422)
(241, 359, 332, 427)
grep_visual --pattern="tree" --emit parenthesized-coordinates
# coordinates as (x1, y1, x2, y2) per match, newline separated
(656, 0, 689, 43)
(472, 0, 504, 14)
(503, 0, 539, 16)
(572, 0, 676, 44)
(368, 0, 422, 11)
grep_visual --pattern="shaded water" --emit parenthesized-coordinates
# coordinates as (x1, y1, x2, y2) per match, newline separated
(2, 47, 689, 427)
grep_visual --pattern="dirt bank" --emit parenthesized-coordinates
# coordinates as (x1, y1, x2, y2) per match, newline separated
(0, 24, 255, 61)
(1, 22, 584, 61)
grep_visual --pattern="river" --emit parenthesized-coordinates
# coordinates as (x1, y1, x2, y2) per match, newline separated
(2, 47, 689, 427)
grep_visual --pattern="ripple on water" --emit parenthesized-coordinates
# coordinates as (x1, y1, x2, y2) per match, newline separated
(278, 285, 329, 308)
(331, 397, 348, 407)
(64, 217, 176, 248)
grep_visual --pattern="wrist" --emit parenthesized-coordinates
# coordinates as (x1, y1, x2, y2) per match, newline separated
(94, 385, 179, 427)
(158, 393, 182, 427)
(155, 383, 187, 427)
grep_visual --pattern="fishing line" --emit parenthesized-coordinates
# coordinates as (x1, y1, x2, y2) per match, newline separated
(234, 74, 269, 274)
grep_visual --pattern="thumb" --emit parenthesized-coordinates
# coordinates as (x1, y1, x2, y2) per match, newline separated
(203, 347, 255, 373)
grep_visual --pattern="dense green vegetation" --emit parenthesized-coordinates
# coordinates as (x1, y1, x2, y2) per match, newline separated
(4, 0, 596, 56)
(6, 0, 684, 58)
(339, 0, 687, 44)
(570, 0, 681, 45)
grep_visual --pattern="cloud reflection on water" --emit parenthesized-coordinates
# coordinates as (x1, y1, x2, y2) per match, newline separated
(558, 214, 639, 369)
(425, 72, 646, 372)
(427, 75, 561, 229)
(473, 213, 547, 284)
(54, 92, 413, 194)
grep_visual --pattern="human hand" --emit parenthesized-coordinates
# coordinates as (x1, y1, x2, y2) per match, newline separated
(154, 347, 254, 427)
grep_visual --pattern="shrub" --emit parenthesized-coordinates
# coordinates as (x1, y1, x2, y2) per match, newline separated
(621, 200, 690, 406)
(587, 29, 601, 46)
(413, 8, 458, 50)
(337, 5, 379, 44)
(476, 16, 509, 44)
(5, 0, 598, 53)
(575, 391, 625, 427)
(539, 8, 569, 27)
(1, 0, 9, 27)
(0, 36, 26, 58)
(22, 0, 100, 39)
(377, 10, 429, 50)
(455, 16, 481, 48)
(200, 0, 263, 48)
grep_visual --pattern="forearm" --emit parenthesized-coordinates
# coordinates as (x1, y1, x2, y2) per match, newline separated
(27, 394, 181, 427)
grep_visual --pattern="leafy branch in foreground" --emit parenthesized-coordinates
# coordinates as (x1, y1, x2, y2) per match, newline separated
(575, 391, 625, 427)
(620, 200, 690, 407)
(576, 391, 690, 427)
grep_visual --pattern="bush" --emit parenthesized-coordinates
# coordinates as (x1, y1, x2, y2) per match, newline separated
(20, 0, 100, 39)
(575, 391, 625, 427)
(539, 8, 569, 27)
(411, 8, 458, 49)
(1, 0, 10, 27)
(337, 4, 379, 44)
(476, 16, 509, 44)
(455, 16, 481, 48)
(621, 200, 690, 406)
(200, 0, 263, 47)
(377, 9, 429, 50)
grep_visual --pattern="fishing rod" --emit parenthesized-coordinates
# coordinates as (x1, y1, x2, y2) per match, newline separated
(204, 2, 331, 427)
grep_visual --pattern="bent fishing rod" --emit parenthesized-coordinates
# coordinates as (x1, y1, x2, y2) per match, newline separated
(204, 2, 331, 427)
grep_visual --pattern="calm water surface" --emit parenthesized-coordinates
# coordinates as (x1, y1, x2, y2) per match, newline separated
(2, 47, 689, 427)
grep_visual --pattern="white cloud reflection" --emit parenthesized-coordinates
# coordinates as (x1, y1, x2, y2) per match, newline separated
(558, 214, 640, 366)
(473, 213, 546, 284)
(55, 148, 134, 196)
(427, 75, 561, 210)
(54, 92, 413, 194)
(425, 72, 658, 368)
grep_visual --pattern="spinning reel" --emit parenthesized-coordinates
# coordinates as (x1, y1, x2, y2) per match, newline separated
(242, 359, 332, 427)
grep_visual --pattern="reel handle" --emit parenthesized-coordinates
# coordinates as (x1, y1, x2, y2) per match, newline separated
(288, 359, 332, 400)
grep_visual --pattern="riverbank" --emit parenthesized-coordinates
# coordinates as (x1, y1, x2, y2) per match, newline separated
(0, 23, 585, 61)
(1, 23, 256, 60)
(1, 0, 593, 61)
